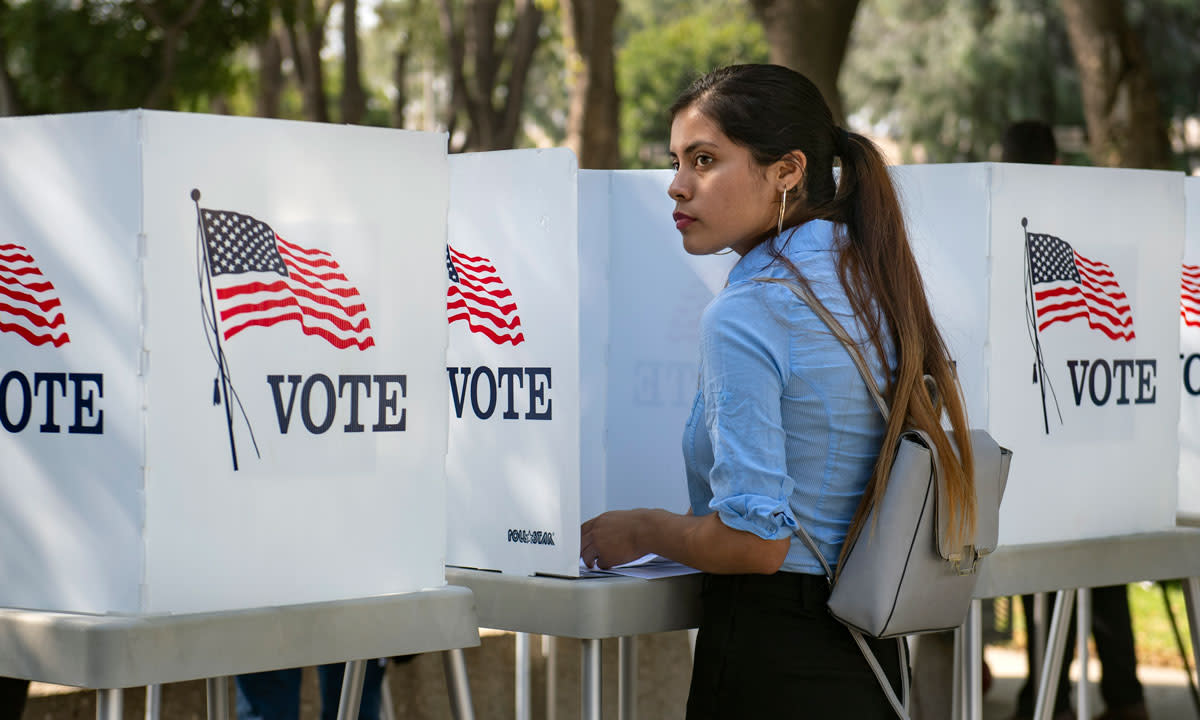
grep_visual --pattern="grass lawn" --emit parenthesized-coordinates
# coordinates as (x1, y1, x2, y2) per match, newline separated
(992, 582, 1195, 670)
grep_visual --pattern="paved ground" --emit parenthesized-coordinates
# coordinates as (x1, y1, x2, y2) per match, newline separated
(19, 633, 1199, 719)
(984, 645, 1196, 720)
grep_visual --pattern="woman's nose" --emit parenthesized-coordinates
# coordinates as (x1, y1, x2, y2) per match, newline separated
(668, 173, 690, 201)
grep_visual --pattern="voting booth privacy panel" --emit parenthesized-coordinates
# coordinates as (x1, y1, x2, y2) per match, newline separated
(444, 151, 733, 576)
(0, 110, 450, 614)
(1180, 177, 1200, 526)
(895, 163, 1182, 546)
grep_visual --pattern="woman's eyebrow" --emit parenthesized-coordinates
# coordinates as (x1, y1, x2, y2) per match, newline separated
(669, 140, 720, 158)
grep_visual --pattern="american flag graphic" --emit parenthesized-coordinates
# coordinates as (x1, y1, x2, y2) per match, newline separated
(1183, 263, 1200, 328)
(1027, 232, 1134, 342)
(0, 241, 70, 347)
(200, 208, 374, 351)
(446, 244, 525, 346)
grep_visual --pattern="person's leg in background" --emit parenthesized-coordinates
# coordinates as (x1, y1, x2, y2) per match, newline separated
(317, 659, 387, 720)
(0, 676, 28, 719)
(1091, 585, 1148, 720)
(235, 668, 303, 720)
(1014, 593, 1074, 720)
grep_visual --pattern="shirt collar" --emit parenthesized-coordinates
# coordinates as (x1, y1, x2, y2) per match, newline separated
(727, 219, 838, 284)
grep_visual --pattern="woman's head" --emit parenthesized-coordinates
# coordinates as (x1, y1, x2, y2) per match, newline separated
(668, 65, 841, 232)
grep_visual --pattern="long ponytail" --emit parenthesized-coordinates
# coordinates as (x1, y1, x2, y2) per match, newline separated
(828, 131, 976, 566)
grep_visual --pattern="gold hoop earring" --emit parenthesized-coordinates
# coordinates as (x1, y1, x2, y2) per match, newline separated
(777, 187, 789, 236)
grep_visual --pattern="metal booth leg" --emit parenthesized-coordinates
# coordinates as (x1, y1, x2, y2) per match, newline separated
(1034, 589, 1077, 720)
(96, 688, 123, 720)
(443, 648, 477, 720)
(146, 684, 162, 720)
(1183, 578, 1200, 682)
(618, 636, 637, 720)
(542, 635, 558, 720)
(963, 599, 983, 720)
(335, 660, 367, 720)
(1076, 589, 1092, 720)
(515, 632, 531, 720)
(581, 638, 602, 720)
(1032, 592, 1049, 686)
(951, 625, 963, 720)
(206, 676, 231, 720)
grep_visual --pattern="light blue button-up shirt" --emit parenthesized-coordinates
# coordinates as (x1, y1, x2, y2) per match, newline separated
(683, 219, 895, 575)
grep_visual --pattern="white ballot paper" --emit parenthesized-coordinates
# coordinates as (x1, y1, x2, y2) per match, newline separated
(578, 554, 700, 580)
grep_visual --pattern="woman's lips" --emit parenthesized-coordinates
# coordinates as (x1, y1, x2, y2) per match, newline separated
(673, 212, 695, 230)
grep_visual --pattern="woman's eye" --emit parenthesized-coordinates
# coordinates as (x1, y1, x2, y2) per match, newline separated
(695, 155, 713, 167)
(670, 160, 680, 172)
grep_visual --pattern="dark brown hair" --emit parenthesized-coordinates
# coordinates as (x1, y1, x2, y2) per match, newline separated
(671, 64, 976, 561)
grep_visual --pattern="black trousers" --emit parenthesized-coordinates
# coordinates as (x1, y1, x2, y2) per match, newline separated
(686, 572, 906, 719)
(1017, 585, 1144, 714)
(0, 676, 28, 719)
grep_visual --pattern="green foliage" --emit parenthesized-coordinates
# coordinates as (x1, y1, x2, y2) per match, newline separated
(844, 0, 1200, 166)
(844, 0, 1081, 164)
(617, 0, 767, 168)
(2, 0, 272, 115)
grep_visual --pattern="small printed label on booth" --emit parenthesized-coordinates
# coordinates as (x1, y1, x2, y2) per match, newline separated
(507, 528, 556, 545)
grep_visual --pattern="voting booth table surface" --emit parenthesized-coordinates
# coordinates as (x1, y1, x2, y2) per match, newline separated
(0, 111, 479, 718)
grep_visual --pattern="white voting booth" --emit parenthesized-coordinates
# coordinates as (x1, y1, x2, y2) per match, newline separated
(896, 163, 1183, 545)
(0, 110, 450, 615)
(444, 150, 733, 576)
(1180, 177, 1200, 526)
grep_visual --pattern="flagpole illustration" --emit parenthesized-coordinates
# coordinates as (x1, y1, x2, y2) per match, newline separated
(1023, 217, 1055, 435)
(193, 188, 239, 470)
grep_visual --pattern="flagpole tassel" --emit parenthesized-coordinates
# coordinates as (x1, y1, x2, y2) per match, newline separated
(213, 377, 221, 405)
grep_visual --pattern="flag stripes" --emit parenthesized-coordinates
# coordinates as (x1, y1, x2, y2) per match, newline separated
(1183, 263, 1200, 328)
(0, 241, 70, 347)
(201, 208, 374, 351)
(1028, 233, 1134, 342)
(446, 244, 525, 346)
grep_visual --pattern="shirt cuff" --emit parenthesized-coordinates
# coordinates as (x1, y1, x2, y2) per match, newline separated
(711, 494, 798, 541)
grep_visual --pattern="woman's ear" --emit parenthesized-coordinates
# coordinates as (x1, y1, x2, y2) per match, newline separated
(774, 151, 807, 192)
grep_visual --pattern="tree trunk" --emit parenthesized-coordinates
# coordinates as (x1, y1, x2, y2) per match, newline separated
(341, 0, 366, 124)
(0, 0, 17, 116)
(284, 0, 333, 123)
(438, 0, 543, 152)
(136, 0, 206, 109)
(748, 0, 860, 126)
(392, 47, 410, 128)
(1061, 0, 1170, 169)
(256, 20, 284, 118)
(561, 0, 620, 169)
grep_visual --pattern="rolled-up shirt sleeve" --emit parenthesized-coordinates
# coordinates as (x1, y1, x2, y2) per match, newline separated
(700, 284, 798, 540)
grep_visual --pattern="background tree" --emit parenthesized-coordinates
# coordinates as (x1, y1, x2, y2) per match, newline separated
(747, 0, 860, 126)
(341, 0, 367, 124)
(436, 0, 545, 151)
(1, 0, 272, 116)
(279, 0, 336, 122)
(1062, 0, 1171, 169)
(561, 0, 619, 168)
(617, 0, 767, 167)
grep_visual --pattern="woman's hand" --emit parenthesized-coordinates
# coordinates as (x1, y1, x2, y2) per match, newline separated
(580, 509, 649, 569)
(580, 508, 790, 575)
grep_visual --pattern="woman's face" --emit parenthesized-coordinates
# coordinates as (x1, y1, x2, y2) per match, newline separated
(667, 105, 777, 257)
